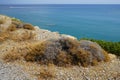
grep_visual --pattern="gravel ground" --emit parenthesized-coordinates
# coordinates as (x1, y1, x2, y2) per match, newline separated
(54, 58, 120, 80)
(10, 57, 119, 80)
(0, 60, 37, 80)
(0, 58, 119, 80)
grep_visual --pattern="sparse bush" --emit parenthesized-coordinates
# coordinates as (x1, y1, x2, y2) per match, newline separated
(56, 51, 72, 66)
(12, 21, 22, 28)
(81, 38, 120, 56)
(23, 38, 110, 67)
(1, 35, 110, 67)
(37, 64, 55, 79)
(91, 59, 98, 66)
(24, 41, 47, 62)
(9, 29, 35, 41)
(3, 52, 21, 62)
(56, 38, 109, 66)
(0, 32, 9, 42)
(76, 49, 90, 67)
(0, 19, 5, 24)
(23, 23, 35, 30)
(0, 15, 7, 24)
(11, 17, 22, 23)
(102, 50, 110, 62)
(7, 24, 17, 31)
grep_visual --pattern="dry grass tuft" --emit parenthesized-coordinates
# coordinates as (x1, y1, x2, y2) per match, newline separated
(75, 49, 90, 67)
(0, 29, 35, 42)
(24, 41, 47, 62)
(91, 59, 98, 66)
(37, 64, 56, 79)
(56, 51, 72, 66)
(0, 19, 6, 24)
(23, 23, 35, 30)
(102, 50, 110, 62)
(2, 52, 21, 62)
(0, 32, 9, 42)
(7, 24, 17, 31)
(9, 29, 36, 41)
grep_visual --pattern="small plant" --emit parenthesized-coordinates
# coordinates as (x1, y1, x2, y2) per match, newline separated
(11, 17, 22, 23)
(23, 23, 35, 30)
(24, 41, 47, 62)
(7, 24, 17, 31)
(9, 29, 36, 41)
(0, 32, 9, 42)
(3, 52, 21, 62)
(91, 59, 98, 66)
(37, 64, 55, 79)
(0, 19, 5, 24)
(56, 51, 72, 66)
(102, 50, 110, 62)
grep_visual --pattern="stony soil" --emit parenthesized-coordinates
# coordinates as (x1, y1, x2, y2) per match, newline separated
(0, 57, 119, 80)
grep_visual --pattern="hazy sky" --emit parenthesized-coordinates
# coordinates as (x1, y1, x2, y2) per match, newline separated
(0, 0, 120, 4)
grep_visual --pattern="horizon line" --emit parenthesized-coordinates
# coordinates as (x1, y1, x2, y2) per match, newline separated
(0, 3, 120, 5)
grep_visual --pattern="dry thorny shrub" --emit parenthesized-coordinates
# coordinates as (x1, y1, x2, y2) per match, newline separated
(7, 24, 17, 31)
(37, 64, 56, 79)
(0, 19, 6, 24)
(24, 41, 48, 62)
(2, 51, 22, 62)
(2, 38, 110, 67)
(0, 29, 36, 42)
(23, 23, 35, 30)
(0, 32, 9, 42)
(9, 29, 36, 41)
(24, 38, 110, 67)
(0, 23, 35, 42)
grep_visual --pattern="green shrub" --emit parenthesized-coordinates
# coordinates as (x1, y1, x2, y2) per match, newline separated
(11, 17, 22, 23)
(80, 38, 120, 56)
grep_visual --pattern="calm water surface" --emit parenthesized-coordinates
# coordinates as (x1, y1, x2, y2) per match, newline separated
(0, 4, 120, 41)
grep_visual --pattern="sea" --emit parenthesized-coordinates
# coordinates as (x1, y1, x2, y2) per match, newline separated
(0, 4, 120, 41)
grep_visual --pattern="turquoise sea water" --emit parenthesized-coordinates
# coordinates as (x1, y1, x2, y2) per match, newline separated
(0, 4, 120, 41)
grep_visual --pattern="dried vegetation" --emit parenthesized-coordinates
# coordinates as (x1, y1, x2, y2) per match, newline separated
(2, 38, 110, 67)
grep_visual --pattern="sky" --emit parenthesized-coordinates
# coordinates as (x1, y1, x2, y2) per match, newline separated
(0, 0, 120, 4)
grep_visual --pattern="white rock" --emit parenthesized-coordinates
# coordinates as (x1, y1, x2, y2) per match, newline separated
(61, 34, 77, 40)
